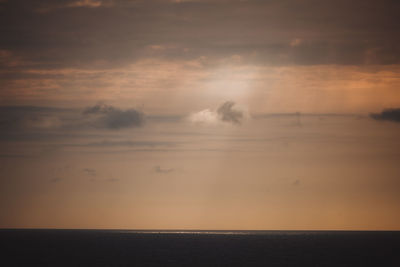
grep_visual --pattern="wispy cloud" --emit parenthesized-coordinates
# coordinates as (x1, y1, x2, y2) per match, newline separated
(50, 177, 63, 183)
(105, 177, 119, 182)
(35, 0, 109, 13)
(154, 165, 174, 174)
(67, 0, 104, 8)
(83, 168, 97, 176)
(66, 140, 177, 148)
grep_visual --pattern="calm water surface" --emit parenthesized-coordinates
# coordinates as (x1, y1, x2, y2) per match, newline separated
(1, 229, 399, 266)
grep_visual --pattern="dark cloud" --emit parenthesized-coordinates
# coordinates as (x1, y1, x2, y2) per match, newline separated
(370, 108, 400, 123)
(217, 101, 243, 124)
(0, 106, 69, 132)
(83, 103, 145, 129)
(154, 165, 174, 174)
(0, 104, 145, 139)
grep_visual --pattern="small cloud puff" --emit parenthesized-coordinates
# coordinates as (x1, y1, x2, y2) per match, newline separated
(189, 101, 248, 126)
(189, 109, 220, 125)
(217, 101, 244, 124)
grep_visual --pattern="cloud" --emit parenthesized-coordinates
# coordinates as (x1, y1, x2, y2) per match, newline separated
(290, 38, 303, 47)
(82, 103, 145, 129)
(50, 177, 62, 183)
(189, 101, 246, 125)
(188, 109, 220, 125)
(370, 108, 400, 123)
(33, 0, 109, 13)
(83, 168, 96, 176)
(0, 104, 145, 136)
(71, 140, 176, 147)
(217, 101, 244, 124)
(2, 0, 400, 74)
(67, 0, 104, 8)
(154, 165, 174, 174)
(0, 106, 72, 133)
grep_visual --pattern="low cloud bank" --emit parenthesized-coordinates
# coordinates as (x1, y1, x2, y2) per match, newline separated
(370, 108, 400, 123)
(0, 104, 146, 133)
(0, 106, 66, 131)
(83, 103, 145, 129)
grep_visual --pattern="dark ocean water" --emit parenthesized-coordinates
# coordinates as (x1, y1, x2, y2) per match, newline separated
(1, 230, 399, 266)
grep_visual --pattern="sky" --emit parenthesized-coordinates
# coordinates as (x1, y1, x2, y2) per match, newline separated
(0, 0, 400, 230)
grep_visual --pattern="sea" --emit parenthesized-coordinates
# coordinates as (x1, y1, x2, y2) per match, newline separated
(1, 230, 399, 266)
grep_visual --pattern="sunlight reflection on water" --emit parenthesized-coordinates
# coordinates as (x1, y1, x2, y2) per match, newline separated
(114, 230, 326, 235)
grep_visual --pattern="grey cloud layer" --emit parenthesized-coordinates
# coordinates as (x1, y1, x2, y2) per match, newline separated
(1, 0, 400, 74)
(83, 103, 145, 129)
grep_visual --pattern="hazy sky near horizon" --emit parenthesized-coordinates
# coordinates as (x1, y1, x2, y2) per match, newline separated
(1, 0, 400, 229)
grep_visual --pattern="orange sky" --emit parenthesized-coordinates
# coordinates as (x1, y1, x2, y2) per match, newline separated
(1, 0, 400, 230)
